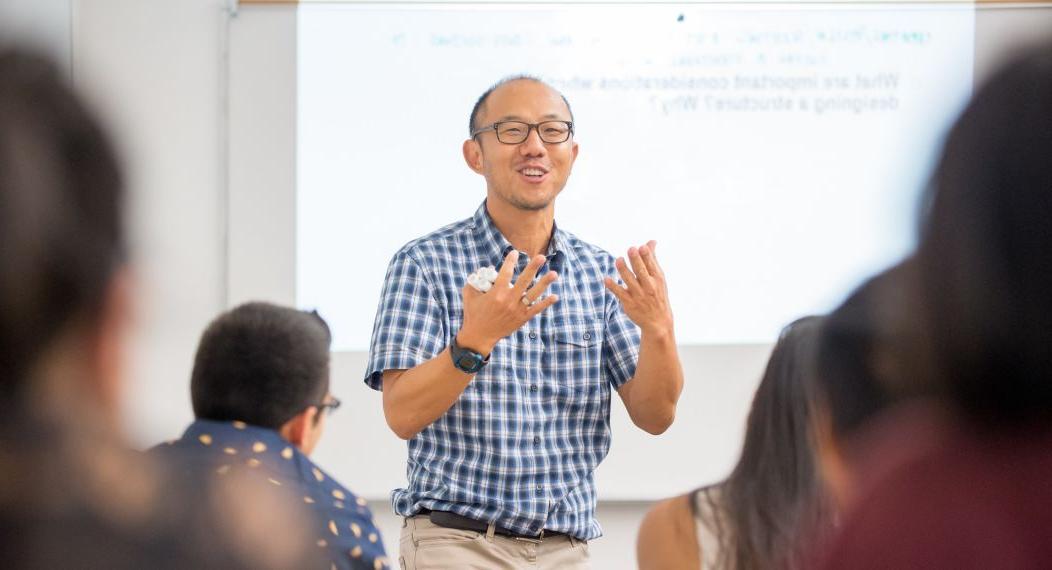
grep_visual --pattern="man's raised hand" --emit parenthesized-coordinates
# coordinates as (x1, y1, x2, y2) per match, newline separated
(458, 250, 559, 355)
(603, 240, 674, 336)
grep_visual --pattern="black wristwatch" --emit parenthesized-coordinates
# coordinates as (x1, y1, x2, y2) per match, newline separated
(450, 336, 489, 374)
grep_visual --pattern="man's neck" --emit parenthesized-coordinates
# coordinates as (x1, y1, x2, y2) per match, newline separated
(485, 198, 555, 257)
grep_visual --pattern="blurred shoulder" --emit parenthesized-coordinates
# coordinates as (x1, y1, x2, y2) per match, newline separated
(638, 493, 701, 570)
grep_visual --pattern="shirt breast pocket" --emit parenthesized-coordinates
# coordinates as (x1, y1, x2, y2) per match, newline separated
(549, 316, 605, 412)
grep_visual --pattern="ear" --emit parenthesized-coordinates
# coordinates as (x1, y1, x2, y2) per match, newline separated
(89, 266, 135, 428)
(463, 138, 485, 174)
(570, 139, 579, 165)
(279, 406, 318, 452)
(815, 414, 852, 509)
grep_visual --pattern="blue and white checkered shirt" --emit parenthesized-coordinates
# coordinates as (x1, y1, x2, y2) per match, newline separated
(365, 201, 640, 540)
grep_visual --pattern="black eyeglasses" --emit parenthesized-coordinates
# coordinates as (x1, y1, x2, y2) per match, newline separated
(317, 396, 341, 417)
(471, 120, 574, 144)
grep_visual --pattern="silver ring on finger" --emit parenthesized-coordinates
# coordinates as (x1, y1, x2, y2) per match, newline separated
(520, 292, 533, 307)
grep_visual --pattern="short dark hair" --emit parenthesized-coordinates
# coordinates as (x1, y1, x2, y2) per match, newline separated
(468, 75, 575, 136)
(0, 49, 125, 400)
(917, 45, 1052, 428)
(191, 302, 332, 429)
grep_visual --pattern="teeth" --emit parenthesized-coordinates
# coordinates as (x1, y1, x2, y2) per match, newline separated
(522, 168, 544, 176)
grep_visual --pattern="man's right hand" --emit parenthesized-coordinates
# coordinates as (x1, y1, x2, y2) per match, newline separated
(457, 250, 559, 355)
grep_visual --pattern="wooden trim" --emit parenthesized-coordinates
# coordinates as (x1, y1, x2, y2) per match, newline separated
(240, 0, 1052, 4)
(236, 0, 1052, 7)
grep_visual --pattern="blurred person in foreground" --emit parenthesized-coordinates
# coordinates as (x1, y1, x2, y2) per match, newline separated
(637, 316, 835, 570)
(820, 44, 1052, 569)
(0, 48, 315, 569)
(812, 260, 935, 511)
(151, 302, 389, 570)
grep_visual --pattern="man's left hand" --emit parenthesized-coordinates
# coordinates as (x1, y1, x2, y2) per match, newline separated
(603, 240, 674, 336)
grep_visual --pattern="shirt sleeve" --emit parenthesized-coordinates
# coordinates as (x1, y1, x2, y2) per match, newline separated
(364, 250, 448, 391)
(602, 267, 641, 390)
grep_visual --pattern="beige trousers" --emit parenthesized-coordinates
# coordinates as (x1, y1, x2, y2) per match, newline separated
(398, 515, 590, 570)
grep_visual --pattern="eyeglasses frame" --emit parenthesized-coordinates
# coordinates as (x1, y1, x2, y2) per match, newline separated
(317, 396, 341, 417)
(471, 120, 575, 145)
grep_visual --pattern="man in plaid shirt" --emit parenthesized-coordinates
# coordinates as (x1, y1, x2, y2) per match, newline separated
(366, 76, 684, 569)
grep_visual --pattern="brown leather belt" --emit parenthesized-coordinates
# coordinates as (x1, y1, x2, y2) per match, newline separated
(419, 509, 566, 540)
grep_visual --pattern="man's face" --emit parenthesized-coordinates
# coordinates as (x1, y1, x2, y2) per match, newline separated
(464, 80, 579, 212)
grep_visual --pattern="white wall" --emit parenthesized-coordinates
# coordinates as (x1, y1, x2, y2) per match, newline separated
(0, 0, 71, 71)
(975, 6, 1052, 83)
(70, 0, 230, 443)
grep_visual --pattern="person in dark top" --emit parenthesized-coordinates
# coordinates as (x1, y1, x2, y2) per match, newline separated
(0, 48, 315, 569)
(820, 43, 1052, 569)
(152, 302, 389, 570)
(811, 259, 940, 511)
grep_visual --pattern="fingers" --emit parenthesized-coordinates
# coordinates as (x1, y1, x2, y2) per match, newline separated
(615, 256, 640, 291)
(513, 255, 547, 295)
(526, 294, 559, 319)
(493, 250, 518, 288)
(627, 247, 657, 295)
(639, 241, 663, 279)
(522, 270, 558, 304)
(462, 283, 481, 301)
(603, 276, 627, 303)
(627, 246, 651, 281)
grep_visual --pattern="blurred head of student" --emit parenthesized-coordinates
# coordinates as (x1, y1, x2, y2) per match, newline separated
(815, 47, 1052, 570)
(191, 302, 334, 455)
(0, 48, 130, 430)
(813, 261, 929, 508)
(0, 48, 321, 570)
(917, 46, 1052, 429)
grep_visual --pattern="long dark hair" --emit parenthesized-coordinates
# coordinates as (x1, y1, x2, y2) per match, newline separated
(696, 316, 835, 569)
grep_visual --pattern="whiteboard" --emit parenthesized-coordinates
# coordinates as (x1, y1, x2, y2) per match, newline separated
(296, 3, 974, 351)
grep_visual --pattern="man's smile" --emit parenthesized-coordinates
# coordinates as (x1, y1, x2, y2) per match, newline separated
(517, 164, 550, 183)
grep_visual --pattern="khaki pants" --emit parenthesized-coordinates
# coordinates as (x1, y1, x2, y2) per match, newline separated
(398, 515, 590, 570)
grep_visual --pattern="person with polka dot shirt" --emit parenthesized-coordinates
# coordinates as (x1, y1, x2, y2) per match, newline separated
(152, 302, 388, 570)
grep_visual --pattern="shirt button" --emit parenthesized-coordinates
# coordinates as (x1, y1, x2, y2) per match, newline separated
(530, 384, 538, 393)
(528, 331, 538, 340)
(536, 485, 543, 493)
(582, 332, 592, 341)
(533, 436, 541, 445)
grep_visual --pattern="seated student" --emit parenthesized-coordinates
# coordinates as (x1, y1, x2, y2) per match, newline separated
(0, 49, 313, 569)
(637, 317, 836, 570)
(819, 44, 1052, 569)
(152, 302, 388, 570)
(812, 260, 932, 510)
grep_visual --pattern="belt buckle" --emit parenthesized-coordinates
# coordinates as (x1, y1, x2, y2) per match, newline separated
(513, 534, 542, 544)
(513, 528, 548, 543)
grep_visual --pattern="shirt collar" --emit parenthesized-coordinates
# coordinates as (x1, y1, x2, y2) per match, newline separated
(471, 200, 569, 268)
(181, 418, 302, 478)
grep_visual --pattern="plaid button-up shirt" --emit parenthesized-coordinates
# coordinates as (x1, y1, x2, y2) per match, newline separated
(365, 201, 640, 540)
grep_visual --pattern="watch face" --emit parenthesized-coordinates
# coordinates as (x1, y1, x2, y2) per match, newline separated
(458, 354, 481, 371)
